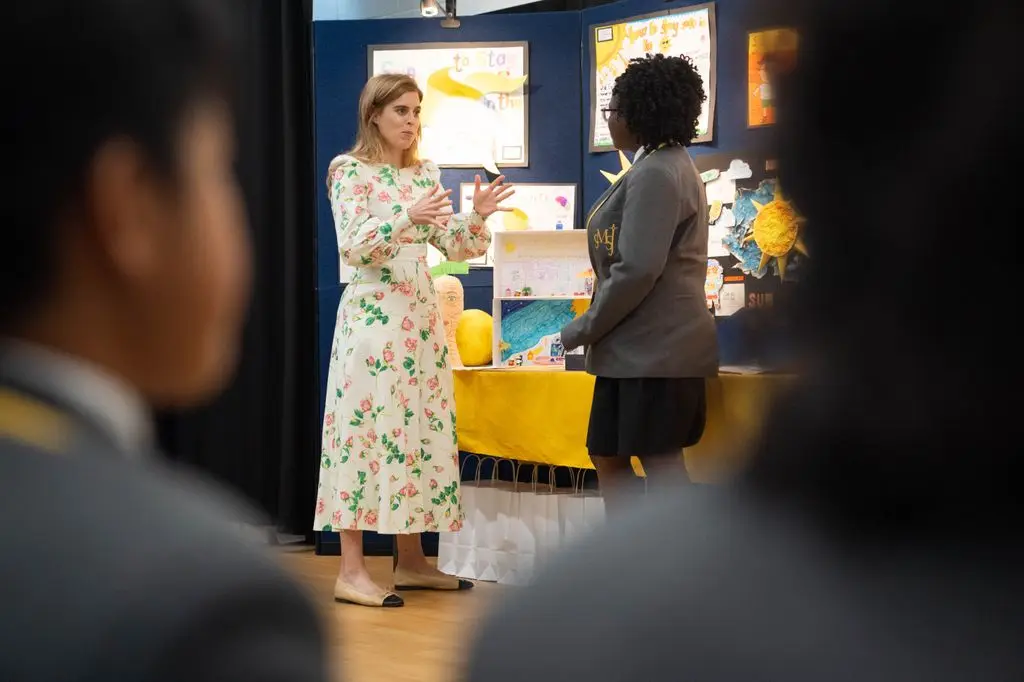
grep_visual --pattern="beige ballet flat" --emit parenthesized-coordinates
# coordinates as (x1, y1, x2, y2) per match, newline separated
(393, 567, 474, 592)
(333, 579, 404, 607)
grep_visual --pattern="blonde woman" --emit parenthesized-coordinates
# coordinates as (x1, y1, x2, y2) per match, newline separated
(315, 74, 514, 608)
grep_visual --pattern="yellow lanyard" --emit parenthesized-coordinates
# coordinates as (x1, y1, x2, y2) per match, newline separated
(0, 388, 71, 453)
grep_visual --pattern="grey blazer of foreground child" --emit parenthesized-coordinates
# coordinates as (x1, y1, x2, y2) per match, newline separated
(561, 144, 718, 378)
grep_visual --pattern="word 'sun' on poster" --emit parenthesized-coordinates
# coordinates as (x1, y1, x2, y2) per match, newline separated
(369, 42, 529, 169)
(589, 3, 717, 152)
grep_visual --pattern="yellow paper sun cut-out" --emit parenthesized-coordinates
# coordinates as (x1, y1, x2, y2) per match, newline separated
(740, 185, 808, 279)
(600, 150, 632, 184)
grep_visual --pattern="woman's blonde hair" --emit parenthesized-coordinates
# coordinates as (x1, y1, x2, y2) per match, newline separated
(329, 74, 423, 181)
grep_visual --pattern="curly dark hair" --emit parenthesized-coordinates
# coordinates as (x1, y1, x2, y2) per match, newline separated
(612, 53, 706, 147)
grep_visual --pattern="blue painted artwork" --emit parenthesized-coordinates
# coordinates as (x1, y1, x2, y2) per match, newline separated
(726, 179, 776, 278)
(499, 299, 582, 366)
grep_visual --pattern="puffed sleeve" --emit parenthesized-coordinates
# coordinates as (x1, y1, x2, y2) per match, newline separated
(328, 155, 422, 267)
(422, 161, 492, 263)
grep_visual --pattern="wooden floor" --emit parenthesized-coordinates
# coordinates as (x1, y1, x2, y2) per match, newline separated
(279, 549, 504, 682)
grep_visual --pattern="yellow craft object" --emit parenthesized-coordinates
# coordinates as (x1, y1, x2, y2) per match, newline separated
(741, 186, 806, 279)
(570, 298, 592, 317)
(424, 68, 527, 121)
(460, 71, 528, 94)
(709, 200, 723, 223)
(426, 67, 485, 101)
(502, 208, 529, 231)
(455, 309, 494, 367)
(600, 150, 632, 185)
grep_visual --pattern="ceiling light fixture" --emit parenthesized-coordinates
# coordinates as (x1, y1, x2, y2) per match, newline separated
(419, 0, 440, 17)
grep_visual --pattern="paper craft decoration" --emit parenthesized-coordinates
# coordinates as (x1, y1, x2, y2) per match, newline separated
(705, 258, 725, 310)
(728, 179, 806, 280)
(369, 42, 529, 169)
(589, 3, 717, 151)
(498, 299, 590, 368)
(456, 309, 494, 367)
(747, 28, 798, 127)
(694, 152, 805, 321)
(600, 150, 632, 185)
(717, 280, 746, 316)
(457, 183, 578, 266)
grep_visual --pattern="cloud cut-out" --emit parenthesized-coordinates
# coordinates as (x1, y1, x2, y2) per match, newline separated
(722, 159, 753, 180)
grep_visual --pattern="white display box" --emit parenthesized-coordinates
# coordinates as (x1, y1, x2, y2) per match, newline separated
(491, 230, 592, 369)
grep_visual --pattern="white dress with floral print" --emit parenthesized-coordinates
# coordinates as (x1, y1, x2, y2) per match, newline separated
(314, 155, 490, 535)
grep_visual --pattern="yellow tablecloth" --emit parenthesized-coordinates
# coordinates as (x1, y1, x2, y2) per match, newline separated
(453, 368, 794, 482)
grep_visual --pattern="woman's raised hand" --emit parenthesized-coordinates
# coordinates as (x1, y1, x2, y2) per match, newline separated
(472, 175, 515, 220)
(407, 184, 453, 229)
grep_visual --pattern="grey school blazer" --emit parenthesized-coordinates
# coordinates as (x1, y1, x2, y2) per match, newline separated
(561, 145, 718, 378)
(0, 348, 330, 682)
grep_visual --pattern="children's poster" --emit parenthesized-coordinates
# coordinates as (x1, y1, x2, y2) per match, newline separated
(589, 3, 717, 151)
(747, 28, 798, 128)
(498, 299, 590, 368)
(496, 257, 593, 298)
(369, 41, 529, 168)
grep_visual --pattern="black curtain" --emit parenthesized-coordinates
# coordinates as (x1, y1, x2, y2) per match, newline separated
(157, 0, 319, 538)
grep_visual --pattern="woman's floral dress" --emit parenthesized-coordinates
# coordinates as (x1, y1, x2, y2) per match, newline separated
(314, 155, 490, 535)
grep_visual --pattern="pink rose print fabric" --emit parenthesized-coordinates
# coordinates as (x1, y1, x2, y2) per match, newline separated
(314, 155, 490, 534)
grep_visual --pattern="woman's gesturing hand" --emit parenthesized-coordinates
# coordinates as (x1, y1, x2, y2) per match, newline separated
(407, 184, 453, 229)
(472, 175, 515, 220)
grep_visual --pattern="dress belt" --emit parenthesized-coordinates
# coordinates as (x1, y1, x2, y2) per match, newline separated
(390, 243, 429, 263)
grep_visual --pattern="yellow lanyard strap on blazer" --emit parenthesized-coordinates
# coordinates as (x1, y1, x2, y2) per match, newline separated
(0, 388, 71, 454)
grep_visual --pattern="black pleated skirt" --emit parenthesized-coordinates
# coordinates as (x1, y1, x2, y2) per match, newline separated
(585, 377, 707, 457)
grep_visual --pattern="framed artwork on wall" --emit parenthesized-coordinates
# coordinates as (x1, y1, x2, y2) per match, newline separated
(368, 41, 530, 169)
(448, 182, 577, 266)
(588, 3, 717, 152)
(747, 28, 798, 128)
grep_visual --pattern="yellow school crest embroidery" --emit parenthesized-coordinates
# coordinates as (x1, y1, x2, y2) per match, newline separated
(593, 223, 617, 257)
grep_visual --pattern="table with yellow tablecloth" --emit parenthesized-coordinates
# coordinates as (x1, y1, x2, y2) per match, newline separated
(453, 368, 794, 482)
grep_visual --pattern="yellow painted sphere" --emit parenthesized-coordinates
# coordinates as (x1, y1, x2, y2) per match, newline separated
(456, 309, 493, 367)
